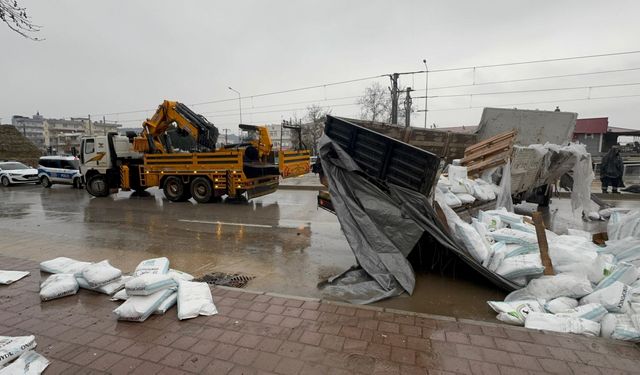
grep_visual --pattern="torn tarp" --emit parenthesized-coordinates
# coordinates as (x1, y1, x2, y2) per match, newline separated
(318, 134, 519, 304)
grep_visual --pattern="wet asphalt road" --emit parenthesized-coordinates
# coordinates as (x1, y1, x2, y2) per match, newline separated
(0, 183, 636, 320)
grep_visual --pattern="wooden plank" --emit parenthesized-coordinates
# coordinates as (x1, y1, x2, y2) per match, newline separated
(464, 130, 516, 155)
(465, 153, 512, 176)
(461, 142, 513, 164)
(532, 211, 554, 276)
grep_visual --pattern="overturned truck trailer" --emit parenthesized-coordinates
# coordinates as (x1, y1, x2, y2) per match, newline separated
(317, 115, 519, 304)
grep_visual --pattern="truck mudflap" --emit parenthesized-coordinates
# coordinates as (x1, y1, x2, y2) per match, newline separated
(279, 150, 311, 178)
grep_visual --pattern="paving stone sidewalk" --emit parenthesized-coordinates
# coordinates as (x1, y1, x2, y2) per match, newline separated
(1, 255, 640, 374)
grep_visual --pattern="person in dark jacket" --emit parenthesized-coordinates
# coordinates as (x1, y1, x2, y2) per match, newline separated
(600, 146, 624, 193)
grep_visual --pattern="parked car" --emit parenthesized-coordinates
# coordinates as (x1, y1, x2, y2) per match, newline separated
(0, 161, 40, 186)
(38, 156, 83, 188)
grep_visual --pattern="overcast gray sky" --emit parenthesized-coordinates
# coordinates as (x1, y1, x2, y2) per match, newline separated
(2, 0, 640, 133)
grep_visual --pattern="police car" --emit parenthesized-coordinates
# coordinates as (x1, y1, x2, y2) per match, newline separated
(38, 156, 83, 188)
(0, 161, 39, 186)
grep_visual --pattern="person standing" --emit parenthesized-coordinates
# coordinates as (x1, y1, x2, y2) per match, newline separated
(600, 146, 624, 193)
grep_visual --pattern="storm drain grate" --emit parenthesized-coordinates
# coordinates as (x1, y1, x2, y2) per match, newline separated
(195, 272, 256, 288)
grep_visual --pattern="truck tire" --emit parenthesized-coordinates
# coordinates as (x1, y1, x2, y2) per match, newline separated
(163, 176, 190, 202)
(86, 175, 110, 197)
(190, 177, 213, 204)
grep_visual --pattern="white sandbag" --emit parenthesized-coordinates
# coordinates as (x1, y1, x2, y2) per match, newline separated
(477, 211, 502, 232)
(486, 242, 507, 271)
(0, 350, 49, 375)
(601, 313, 640, 341)
(581, 281, 631, 313)
(548, 239, 598, 275)
(167, 269, 194, 282)
(504, 244, 538, 258)
(544, 297, 579, 314)
(487, 300, 543, 325)
(76, 275, 131, 295)
(567, 228, 592, 240)
(132, 257, 170, 277)
(526, 274, 593, 299)
(448, 165, 468, 183)
(81, 260, 122, 288)
(455, 193, 475, 205)
(472, 182, 494, 202)
(110, 289, 128, 301)
(177, 280, 217, 320)
(0, 336, 36, 367)
(0, 271, 29, 285)
(471, 219, 493, 246)
(524, 312, 600, 337)
(442, 191, 462, 208)
(454, 221, 490, 263)
(495, 253, 544, 279)
(599, 207, 630, 219)
(556, 303, 608, 322)
(596, 262, 639, 290)
(587, 254, 616, 284)
(39, 274, 79, 301)
(490, 228, 537, 245)
(125, 274, 177, 296)
(113, 288, 173, 322)
(510, 222, 536, 234)
(154, 292, 177, 315)
(486, 208, 524, 226)
(39, 257, 90, 275)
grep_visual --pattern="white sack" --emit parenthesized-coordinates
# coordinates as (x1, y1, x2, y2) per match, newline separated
(125, 274, 177, 296)
(524, 312, 600, 337)
(556, 303, 608, 322)
(154, 292, 177, 315)
(477, 211, 502, 232)
(0, 350, 49, 375)
(486, 242, 507, 271)
(113, 288, 173, 322)
(442, 191, 462, 208)
(455, 193, 475, 204)
(177, 280, 217, 320)
(567, 228, 592, 240)
(454, 221, 490, 263)
(544, 297, 578, 314)
(0, 336, 36, 367)
(487, 300, 543, 326)
(581, 281, 630, 313)
(588, 254, 616, 284)
(133, 257, 170, 277)
(596, 262, 639, 290)
(81, 260, 122, 288)
(39, 274, 78, 301)
(601, 313, 640, 341)
(0, 271, 29, 285)
(495, 253, 544, 280)
(110, 289, 128, 301)
(490, 228, 537, 245)
(448, 165, 468, 183)
(39, 257, 90, 275)
(526, 274, 593, 299)
(76, 275, 131, 295)
(168, 269, 194, 282)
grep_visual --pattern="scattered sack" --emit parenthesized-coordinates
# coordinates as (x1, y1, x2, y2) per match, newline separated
(113, 289, 174, 322)
(581, 281, 630, 313)
(39, 274, 79, 302)
(0, 350, 49, 375)
(0, 271, 29, 285)
(525, 274, 593, 299)
(595, 262, 639, 290)
(490, 228, 537, 245)
(81, 261, 122, 288)
(132, 257, 170, 277)
(495, 253, 544, 280)
(76, 275, 131, 295)
(442, 191, 462, 208)
(556, 303, 608, 322)
(167, 269, 194, 282)
(587, 254, 616, 284)
(524, 312, 600, 337)
(125, 274, 177, 296)
(455, 193, 475, 205)
(110, 289, 128, 301)
(567, 228, 592, 240)
(39, 257, 90, 275)
(487, 300, 543, 325)
(485, 208, 524, 225)
(454, 221, 490, 263)
(155, 292, 178, 315)
(177, 280, 217, 320)
(601, 313, 640, 341)
(0, 336, 36, 366)
(544, 297, 578, 314)
(486, 242, 507, 271)
(477, 211, 502, 232)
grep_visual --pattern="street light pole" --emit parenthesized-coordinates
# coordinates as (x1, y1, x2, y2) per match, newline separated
(423, 59, 428, 128)
(228, 86, 242, 124)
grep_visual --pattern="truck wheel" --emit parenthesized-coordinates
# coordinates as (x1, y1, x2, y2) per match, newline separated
(164, 176, 188, 202)
(190, 177, 213, 203)
(86, 175, 109, 197)
(40, 175, 52, 188)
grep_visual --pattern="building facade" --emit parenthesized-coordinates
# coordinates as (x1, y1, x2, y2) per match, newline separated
(11, 113, 120, 154)
(265, 124, 293, 149)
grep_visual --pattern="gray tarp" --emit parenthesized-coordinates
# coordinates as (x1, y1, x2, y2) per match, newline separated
(318, 135, 519, 304)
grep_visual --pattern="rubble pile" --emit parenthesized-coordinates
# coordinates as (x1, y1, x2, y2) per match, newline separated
(39, 256, 217, 322)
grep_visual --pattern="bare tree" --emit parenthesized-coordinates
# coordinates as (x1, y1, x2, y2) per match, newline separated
(0, 0, 42, 40)
(357, 82, 390, 123)
(302, 104, 331, 155)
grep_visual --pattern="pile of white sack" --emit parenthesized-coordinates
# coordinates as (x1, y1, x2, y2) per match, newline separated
(39, 256, 217, 322)
(0, 335, 49, 374)
(485, 209, 640, 342)
(436, 164, 499, 208)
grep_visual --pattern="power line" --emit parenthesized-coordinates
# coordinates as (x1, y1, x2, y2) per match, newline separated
(417, 82, 640, 99)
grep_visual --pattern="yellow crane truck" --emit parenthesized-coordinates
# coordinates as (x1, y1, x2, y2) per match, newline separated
(79, 100, 310, 203)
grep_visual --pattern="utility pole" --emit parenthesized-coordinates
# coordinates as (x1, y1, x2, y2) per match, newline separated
(423, 59, 428, 128)
(103, 116, 106, 135)
(389, 73, 399, 124)
(404, 87, 413, 128)
(224, 129, 228, 145)
(88, 114, 92, 135)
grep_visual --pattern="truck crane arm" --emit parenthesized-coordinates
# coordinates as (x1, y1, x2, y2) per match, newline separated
(136, 100, 219, 153)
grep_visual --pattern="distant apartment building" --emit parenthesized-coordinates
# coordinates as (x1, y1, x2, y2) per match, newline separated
(11, 113, 120, 153)
(265, 123, 293, 149)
